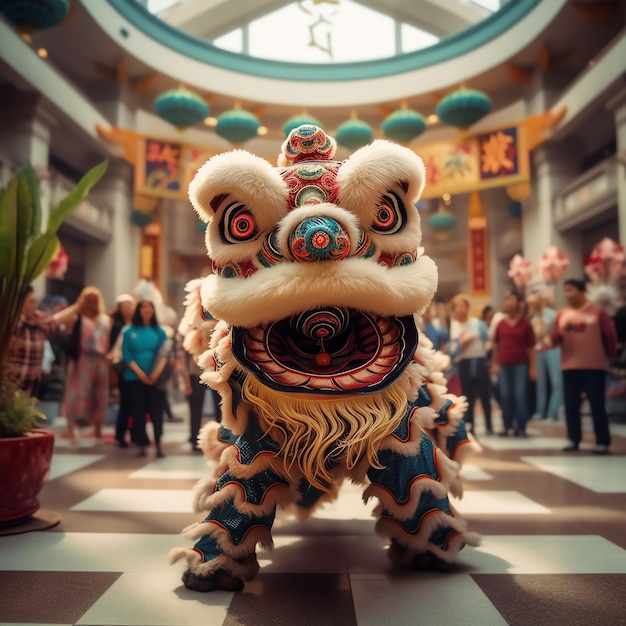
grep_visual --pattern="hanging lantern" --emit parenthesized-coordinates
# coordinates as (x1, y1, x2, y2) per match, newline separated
(283, 114, 323, 137)
(427, 207, 457, 240)
(335, 117, 373, 151)
(382, 108, 426, 143)
(154, 87, 209, 130)
(215, 108, 261, 144)
(131, 210, 153, 227)
(436, 87, 492, 128)
(0, 0, 69, 35)
(508, 201, 522, 219)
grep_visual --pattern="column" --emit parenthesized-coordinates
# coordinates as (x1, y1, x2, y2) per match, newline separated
(0, 88, 57, 296)
(606, 88, 626, 247)
(523, 141, 583, 288)
(85, 158, 140, 305)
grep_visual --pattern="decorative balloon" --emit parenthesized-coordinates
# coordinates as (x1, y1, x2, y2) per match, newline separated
(583, 237, 625, 284)
(507, 254, 533, 290)
(46, 245, 69, 279)
(536, 246, 569, 284)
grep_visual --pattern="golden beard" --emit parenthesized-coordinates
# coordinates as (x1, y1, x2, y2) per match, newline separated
(241, 374, 409, 492)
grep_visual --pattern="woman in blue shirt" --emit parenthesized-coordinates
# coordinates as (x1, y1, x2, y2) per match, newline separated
(121, 299, 168, 457)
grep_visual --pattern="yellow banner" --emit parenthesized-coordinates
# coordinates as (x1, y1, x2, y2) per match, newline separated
(417, 124, 529, 200)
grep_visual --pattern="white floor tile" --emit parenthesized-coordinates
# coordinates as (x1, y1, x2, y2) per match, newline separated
(521, 455, 626, 493)
(460, 464, 493, 481)
(70, 489, 194, 513)
(608, 422, 626, 437)
(450, 490, 550, 515)
(0, 532, 186, 572)
(53, 438, 99, 449)
(47, 454, 105, 481)
(130, 456, 214, 480)
(479, 436, 567, 451)
(306, 485, 376, 521)
(465, 535, 626, 574)
(75, 572, 232, 626)
(350, 573, 507, 626)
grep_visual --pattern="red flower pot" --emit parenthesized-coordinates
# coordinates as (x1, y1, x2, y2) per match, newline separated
(0, 429, 54, 525)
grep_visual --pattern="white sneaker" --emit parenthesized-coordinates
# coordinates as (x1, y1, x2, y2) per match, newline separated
(592, 444, 610, 455)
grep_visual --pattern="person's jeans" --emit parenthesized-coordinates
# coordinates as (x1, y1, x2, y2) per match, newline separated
(458, 358, 492, 431)
(562, 369, 610, 447)
(498, 363, 529, 433)
(536, 348, 562, 419)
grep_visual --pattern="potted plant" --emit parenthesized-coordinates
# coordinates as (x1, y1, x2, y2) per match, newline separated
(0, 160, 108, 526)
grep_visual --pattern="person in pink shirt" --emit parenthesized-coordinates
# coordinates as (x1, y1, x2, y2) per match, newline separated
(540, 278, 617, 454)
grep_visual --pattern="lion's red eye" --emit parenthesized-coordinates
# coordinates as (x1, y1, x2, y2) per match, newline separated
(372, 191, 406, 235)
(221, 202, 258, 243)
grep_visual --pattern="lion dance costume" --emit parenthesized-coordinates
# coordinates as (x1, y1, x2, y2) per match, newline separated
(169, 125, 481, 592)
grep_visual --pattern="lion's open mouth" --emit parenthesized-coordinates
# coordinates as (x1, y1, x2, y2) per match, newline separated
(231, 307, 418, 395)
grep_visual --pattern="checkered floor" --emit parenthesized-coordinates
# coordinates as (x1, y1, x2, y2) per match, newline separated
(1, 407, 626, 625)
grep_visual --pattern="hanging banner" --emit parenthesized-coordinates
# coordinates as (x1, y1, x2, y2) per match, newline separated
(417, 124, 529, 200)
(98, 107, 567, 203)
(134, 137, 186, 198)
(468, 191, 490, 297)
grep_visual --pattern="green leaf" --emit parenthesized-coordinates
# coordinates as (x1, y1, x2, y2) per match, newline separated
(46, 161, 108, 234)
(17, 163, 42, 238)
(15, 174, 34, 280)
(25, 232, 60, 282)
(0, 176, 18, 278)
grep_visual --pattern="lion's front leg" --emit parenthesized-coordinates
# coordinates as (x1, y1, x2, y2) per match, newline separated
(364, 407, 481, 570)
(170, 418, 291, 592)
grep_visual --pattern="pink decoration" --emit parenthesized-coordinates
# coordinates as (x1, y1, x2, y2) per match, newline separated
(46, 246, 69, 279)
(507, 253, 533, 289)
(583, 237, 625, 285)
(536, 246, 570, 284)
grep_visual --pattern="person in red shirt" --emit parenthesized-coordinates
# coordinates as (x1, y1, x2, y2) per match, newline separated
(539, 278, 617, 454)
(491, 290, 536, 437)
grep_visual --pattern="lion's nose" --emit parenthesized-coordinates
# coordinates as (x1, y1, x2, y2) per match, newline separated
(288, 217, 351, 262)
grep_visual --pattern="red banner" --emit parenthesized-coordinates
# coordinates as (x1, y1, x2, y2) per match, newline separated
(469, 227, 489, 295)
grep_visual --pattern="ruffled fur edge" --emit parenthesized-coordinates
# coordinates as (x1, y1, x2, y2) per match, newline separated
(376, 514, 481, 564)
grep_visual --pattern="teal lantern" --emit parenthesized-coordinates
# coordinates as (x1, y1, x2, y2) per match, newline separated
(427, 209, 457, 240)
(0, 0, 69, 33)
(382, 108, 426, 143)
(131, 210, 153, 227)
(154, 87, 209, 130)
(509, 201, 522, 219)
(215, 108, 261, 144)
(283, 114, 323, 137)
(335, 118, 374, 151)
(436, 88, 492, 128)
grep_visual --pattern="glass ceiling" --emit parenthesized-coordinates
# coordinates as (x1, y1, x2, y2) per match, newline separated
(145, 0, 500, 64)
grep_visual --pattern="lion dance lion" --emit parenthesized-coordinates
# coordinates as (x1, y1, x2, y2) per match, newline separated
(169, 125, 481, 592)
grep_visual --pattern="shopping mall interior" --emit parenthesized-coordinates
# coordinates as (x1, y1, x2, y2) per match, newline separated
(1, 1, 626, 624)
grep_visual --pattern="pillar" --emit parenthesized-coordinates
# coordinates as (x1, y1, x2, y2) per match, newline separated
(606, 88, 626, 247)
(0, 88, 57, 297)
(85, 158, 141, 305)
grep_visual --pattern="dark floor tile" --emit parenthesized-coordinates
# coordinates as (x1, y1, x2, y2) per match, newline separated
(0, 570, 121, 624)
(224, 573, 357, 626)
(473, 573, 626, 626)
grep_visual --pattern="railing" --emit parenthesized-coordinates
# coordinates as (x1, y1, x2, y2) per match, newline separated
(553, 156, 619, 230)
(50, 171, 113, 241)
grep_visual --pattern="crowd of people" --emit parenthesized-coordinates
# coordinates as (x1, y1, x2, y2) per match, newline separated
(422, 278, 621, 453)
(7, 275, 624, 456)
(7, 284, 219, 455)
